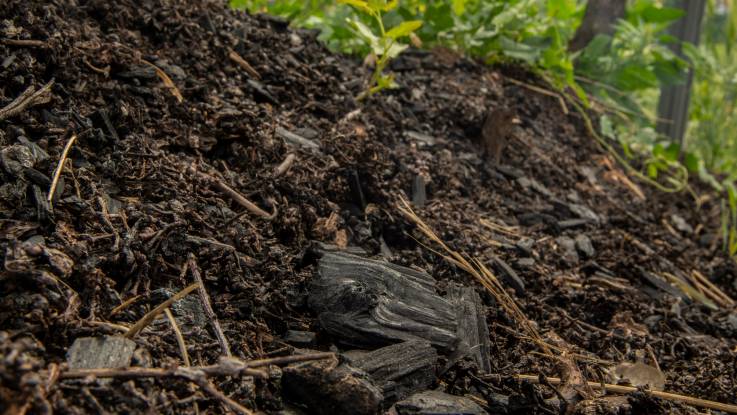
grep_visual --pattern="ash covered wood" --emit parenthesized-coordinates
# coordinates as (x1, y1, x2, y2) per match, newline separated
(309, 251, 459, 351)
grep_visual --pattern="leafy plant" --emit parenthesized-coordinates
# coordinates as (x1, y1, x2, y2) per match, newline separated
(338, 0, 422, 99)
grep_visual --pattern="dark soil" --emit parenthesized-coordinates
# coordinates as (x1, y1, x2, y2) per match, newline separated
(1, 1, 736, 414)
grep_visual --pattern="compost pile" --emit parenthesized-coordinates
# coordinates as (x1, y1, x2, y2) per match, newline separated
(2, 1, 736, 414)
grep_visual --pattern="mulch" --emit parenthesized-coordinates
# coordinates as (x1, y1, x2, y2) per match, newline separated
(1, 0, 736, 413)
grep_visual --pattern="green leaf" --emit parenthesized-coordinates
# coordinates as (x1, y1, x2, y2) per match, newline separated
(684, 152, 699, 172)
(381, 0, 398, 11)
(385, 41, 408, 59)
(338, 0, 372, 14)
(368, 0, 386, 11)
(640, 5, 684, 24)
(600, 115, 615, 139)
(647, 163, 658, 179)
(499, 36, 540, 62)
(452, 0, 466, 15)
(664, 142, 680, 162)
(385, 20, 423, 39)
(615, 64, 659, 90)
(347, 18, 381, 54)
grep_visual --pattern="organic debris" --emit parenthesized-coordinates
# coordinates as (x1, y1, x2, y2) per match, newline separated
(1, 0, 736, 413)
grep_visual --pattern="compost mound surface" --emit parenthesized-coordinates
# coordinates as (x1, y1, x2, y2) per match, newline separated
(1, 1, 736, 414)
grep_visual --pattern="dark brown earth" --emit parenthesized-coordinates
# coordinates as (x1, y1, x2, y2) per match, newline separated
(1, 1, 736, 414)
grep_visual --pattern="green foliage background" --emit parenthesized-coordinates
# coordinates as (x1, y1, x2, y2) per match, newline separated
(231, 0, 737, 252)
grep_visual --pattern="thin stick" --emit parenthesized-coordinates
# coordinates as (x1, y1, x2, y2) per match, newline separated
(515, 374, 737, 413)
(274, 153, 296, 177)
(228, 49, 261, 80)
(110, 295, 143, 316)
(692, 270, 735, 307)
(58, 352, 334, 379)
(47, 134, 78, 206)
(165, 309, 191, 366)
(0, 79, 54, 120)
(165, 308, 200, 415)
(140, 59, 184, 103)
(183, 373, 253, 415)
(125, 283, 199, 339)
(187, 254, 232, 357)
(506, 77, 568, 115)
(191, 167, 277, 220)
(1, 38, 48, 48)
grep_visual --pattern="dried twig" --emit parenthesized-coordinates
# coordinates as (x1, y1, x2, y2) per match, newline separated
(0, 79, 54, 120)
(191, 166, 277, 220)
(505, 77, 568, 115)
(691, 270, 735, 308)
(515, 374, 737, 413)
(186, 254, 232, 357)
(109, 295, 143, 316)
(125, 283, 199, 339)
(274, 153, 296, 177)
(47, 134, 78, 207)
(182, 371, 253, 415)
(140, 59, 184, 103)
(1, 38, 48, 48)
(228, 49, 261, 79)
(165, 308, 200, 415)
(58, 352, 334, 379)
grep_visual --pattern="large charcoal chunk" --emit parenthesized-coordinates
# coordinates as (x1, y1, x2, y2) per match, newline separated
(345, 340, 438, 405)
(394, 390, 487, 415)
(446, 285, 492, 373)
(309, 251, 459, 351)
(282, 355, 382, 415)
(67, 336, 136, 369)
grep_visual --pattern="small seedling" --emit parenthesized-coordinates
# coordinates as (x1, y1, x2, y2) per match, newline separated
(338, 0, 422, 100)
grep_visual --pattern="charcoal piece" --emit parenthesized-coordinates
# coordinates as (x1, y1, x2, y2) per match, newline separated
(487, 392, 510, 414)
(556, 236, 579, 266)
(276, 127, 320, 150)
(515, 237, 534, 256)
(411, 175, 426, 207)
(31, 184, 53, 223)
(557, 218, 591, 229)
(345, 340, 438, 404)
(496, 164, 524, 180)
(67, 336, 136, 369)
(311, 241, 368, 256)
(567, 203, 601, 225)
(247, 79, 278, 104)
(394, 390, 486, 415)
(309, 251, 459, 351)
(404, 131, 436, 147)
(283, 330, 317, 347)
(282, 355, 382, 415)
(670, 214, 693, 234)
(23, 167, 51, 187)
(490, 255, 525, 295)
(574, 234, 595, 258)
(446, 285, 491, 373)
(347, 169, 367, 209)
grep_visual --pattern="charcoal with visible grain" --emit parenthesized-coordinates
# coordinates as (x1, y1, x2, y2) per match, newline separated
(393, 390, 487, 415)
(446, 284, 492, 374)
(309, 251, 459, 351)
(344, 340, 438, 405)
(282, 355, 383, 415)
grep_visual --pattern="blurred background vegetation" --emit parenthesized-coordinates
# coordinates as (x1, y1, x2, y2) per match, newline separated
(231, 0, 737, 252)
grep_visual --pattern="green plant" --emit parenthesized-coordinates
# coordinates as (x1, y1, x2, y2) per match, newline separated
(338, 0, 422, 99)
